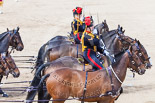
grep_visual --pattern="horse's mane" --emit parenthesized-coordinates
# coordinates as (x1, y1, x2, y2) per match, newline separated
(0, 31, 8, 41)
(101, 30, 118, 55)
(49, 36, 68, 41)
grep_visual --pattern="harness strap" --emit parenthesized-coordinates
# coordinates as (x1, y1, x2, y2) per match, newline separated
(77, 45, 78, 58)
(81, 72, 88, 103)
(108, 67, 115, 92)
(83, 62, 85, 71)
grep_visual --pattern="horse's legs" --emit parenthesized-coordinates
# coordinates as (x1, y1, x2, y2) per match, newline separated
(43, 91, 51, 103)
(38, 82, 44, 103)
(0, 75, 8, 97)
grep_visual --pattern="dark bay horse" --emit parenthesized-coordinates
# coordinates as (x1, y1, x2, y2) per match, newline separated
(45, 45, 146, 103)
(0, 27, 24, 52)
(0, 52, 20, 97)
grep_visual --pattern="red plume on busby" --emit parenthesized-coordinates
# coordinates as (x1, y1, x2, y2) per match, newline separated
(84, 16, 94, 27)
(72, 7, 82, 15)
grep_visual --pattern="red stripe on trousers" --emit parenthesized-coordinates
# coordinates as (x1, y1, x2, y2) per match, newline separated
(77, 33, 81, 41)
(87, 49, 102, 70)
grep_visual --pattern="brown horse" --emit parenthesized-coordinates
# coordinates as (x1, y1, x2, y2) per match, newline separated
(45, 44, 146, 103)
(0, 52, 20, 97)
(26, 55, 109, 102)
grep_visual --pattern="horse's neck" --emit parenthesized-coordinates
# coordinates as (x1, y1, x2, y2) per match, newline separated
(0, 35, 10, 53)
(112, 52, 129, 87)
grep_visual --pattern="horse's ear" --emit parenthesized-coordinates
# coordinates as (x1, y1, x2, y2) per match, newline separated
(123, 30, 125, 33)
(137, 40, 141, 45)
(17, 27, 20, 32)
(7, 28, 9, 32)
(121, 27, 123, 31)
(104, 20, 106, 23)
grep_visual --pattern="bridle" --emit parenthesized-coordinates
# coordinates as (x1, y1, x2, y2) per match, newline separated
(127, 44, 144, 73)
(136, 44, 150, 64)
(7, 29, 20, 50)
(10, 30, 20, 48)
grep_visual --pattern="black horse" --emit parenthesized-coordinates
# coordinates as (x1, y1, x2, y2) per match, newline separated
(0, 27, 24, 97)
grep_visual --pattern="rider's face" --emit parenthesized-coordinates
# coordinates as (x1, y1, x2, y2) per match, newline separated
(74, 14, 81, 19)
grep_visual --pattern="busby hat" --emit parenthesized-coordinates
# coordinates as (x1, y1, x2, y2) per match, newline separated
(73, 7, 82, 15)
(84, 16, 94, 27)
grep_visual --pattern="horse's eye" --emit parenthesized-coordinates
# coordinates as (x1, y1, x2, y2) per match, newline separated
(132, 61, 135, 64)
(139, 53, 142, 56)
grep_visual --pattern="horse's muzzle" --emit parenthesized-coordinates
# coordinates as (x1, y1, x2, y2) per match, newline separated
(16, 46, 24, 51)
(138, 69, 146, 75)
(146, 63, 152, 69)
(11, 71, 20, 78)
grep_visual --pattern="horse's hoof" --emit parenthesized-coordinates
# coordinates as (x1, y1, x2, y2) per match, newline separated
(2, 93, 8, 97)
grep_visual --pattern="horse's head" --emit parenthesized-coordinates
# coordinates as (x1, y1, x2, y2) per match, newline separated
(94, 20, 109, 36)
(134, 39, 152, 69)
(128, 44, 146, 75)
(9, 27, 24, 51)
(4, 52, 20, 77)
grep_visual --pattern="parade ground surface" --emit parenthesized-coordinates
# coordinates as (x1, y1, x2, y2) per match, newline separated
(0, 0, 155, 103)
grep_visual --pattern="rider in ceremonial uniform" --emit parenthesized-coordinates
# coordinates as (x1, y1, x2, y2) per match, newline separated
(81, 16, 105, 71)
(71, 7, 85, 44)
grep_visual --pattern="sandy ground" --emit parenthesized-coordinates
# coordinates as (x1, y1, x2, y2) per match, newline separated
(0, 0, 155, 103)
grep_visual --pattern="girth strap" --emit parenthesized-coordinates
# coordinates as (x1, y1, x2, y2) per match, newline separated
(108, 67, 115, 94)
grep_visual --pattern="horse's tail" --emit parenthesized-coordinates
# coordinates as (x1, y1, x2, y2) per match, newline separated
(26, 75, 42, 101)
(37, 74, 50, 89)
(35, 43, 48, 70)
(26, 62, 51, 102)
(35, 62, 51, 78)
